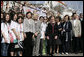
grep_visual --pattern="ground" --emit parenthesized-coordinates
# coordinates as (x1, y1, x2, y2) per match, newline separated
(42, 53, 83, 56)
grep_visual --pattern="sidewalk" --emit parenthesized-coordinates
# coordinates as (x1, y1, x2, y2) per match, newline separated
(42, 53, 83, 56)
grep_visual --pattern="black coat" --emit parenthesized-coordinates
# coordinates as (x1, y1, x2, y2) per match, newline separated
(45, 23, 59, 46)
(45, 23, 58, 37)
(63, 21, 72, 41)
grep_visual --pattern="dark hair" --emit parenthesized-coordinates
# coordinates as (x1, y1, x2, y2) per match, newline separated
(17, 16, 24, 23)
(1, 11, 5, 22)
(26, 12, 33, 18)
(17, 12, 22, 16)
(80, 13, 83, 16)
(39, 16, 44, 20)
(4, 13, 11, 24)
(49, 15, 55, 20)
(64, 15, 70, 20)
(1, 11, 3, 15)
(12, 13, 18, 20)
(1, 11, 4, 18)
(56, 16, 61, 21)
(72, 13, 76, 17)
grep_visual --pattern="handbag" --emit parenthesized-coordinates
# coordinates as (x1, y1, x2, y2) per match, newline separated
(14, 39, 18, 43)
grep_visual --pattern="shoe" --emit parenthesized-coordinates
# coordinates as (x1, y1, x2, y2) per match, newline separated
(65, 52, 68, 55)
(62, 52, 64, 55)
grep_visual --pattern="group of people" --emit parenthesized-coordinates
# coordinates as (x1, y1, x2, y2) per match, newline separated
(1, 3, 83, 56)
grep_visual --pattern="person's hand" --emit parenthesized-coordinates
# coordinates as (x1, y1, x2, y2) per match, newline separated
(47, 36, 49, 40)
(16, 35, 20, 40)
(34, 32, 38, 36)
(24, 33, 26, 38)
(43, 38, 45, 40)
(32, 34, 35, 40)
(78, 35, 81, 37)
(32, 34, 35, 38)
(5, 39, 8, 43)
(59, 28, 62, 31)
(55, 36, 57, 39)
(63, 29, 65, 32)
(43, 35, 45, 40)
(18, 36, 20, 40)
(22, 37, 24, 41)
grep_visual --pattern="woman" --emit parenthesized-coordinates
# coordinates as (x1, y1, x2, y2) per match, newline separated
(55, 17, 62, 54)
(32, 14, 41, 56)
(45, 16, 58, 56)
(1, 13, 11, 56)
(9, 13, 20, 56)
(23, 12, 35, 56)
(39, 16, 44, 23)
(39, 16, 48, 56)
(17, 16, 25, 56)
(62, 15, 72, 54)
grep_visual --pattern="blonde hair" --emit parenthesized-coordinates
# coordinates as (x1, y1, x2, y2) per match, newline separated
(33, 14, 39, 19)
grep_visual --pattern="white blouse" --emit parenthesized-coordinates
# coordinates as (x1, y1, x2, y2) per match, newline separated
(40, 22, 47, 39)
(10, 20, 19, 40)
(1, 23, 10, 43)
(17, 23, 24, 41)
(23, 18, 35, 33)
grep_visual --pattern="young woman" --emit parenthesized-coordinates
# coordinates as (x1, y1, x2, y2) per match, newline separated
(45, 16, 58, 56)
(9, 13, 20, 56)
(23, 12, 35, 56)
(62, 15, 72, 54)
(39, 16, 44, 23)
(55, 17, 62, 54)
(17, 16, 25, 56)
(39, 16, 48, 56)
(1, 13, 11, 56)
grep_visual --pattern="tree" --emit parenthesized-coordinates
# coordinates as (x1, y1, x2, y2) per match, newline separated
(54, 5, 64, 14)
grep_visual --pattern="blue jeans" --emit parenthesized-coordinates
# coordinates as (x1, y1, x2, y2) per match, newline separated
(1, 43, 9, 56)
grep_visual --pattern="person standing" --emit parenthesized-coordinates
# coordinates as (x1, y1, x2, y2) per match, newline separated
(1, 13, 11, 56)
(63, 15, 72, 54)
(9, 13, 19, 56)
(79, 13, 83, 53)
(45, 16, 58, 56)
(39, 16, 48, 56)
(23, 12, 35, 56)
(72, 14, 81, 54)
(55, 17, 62, 54)
(32, 14, 41, 56)
(16, 16, 25, 56)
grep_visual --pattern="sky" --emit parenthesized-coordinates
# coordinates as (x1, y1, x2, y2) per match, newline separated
(29, 1, 83, 13)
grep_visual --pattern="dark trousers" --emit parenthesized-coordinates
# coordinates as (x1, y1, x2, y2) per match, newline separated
(79, 37, 83, 52)
(81, 37, 83, 52)
(65, 41, 71, 52)
(46, 35, 56, 55)
(73, 37, 80, 53)
(23, 32, 34, 56)
(60, 35, 65, 53)
(39, 39, 43, 55)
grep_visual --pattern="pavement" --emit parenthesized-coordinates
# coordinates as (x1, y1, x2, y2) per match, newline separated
(42, 53, 83, 56)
